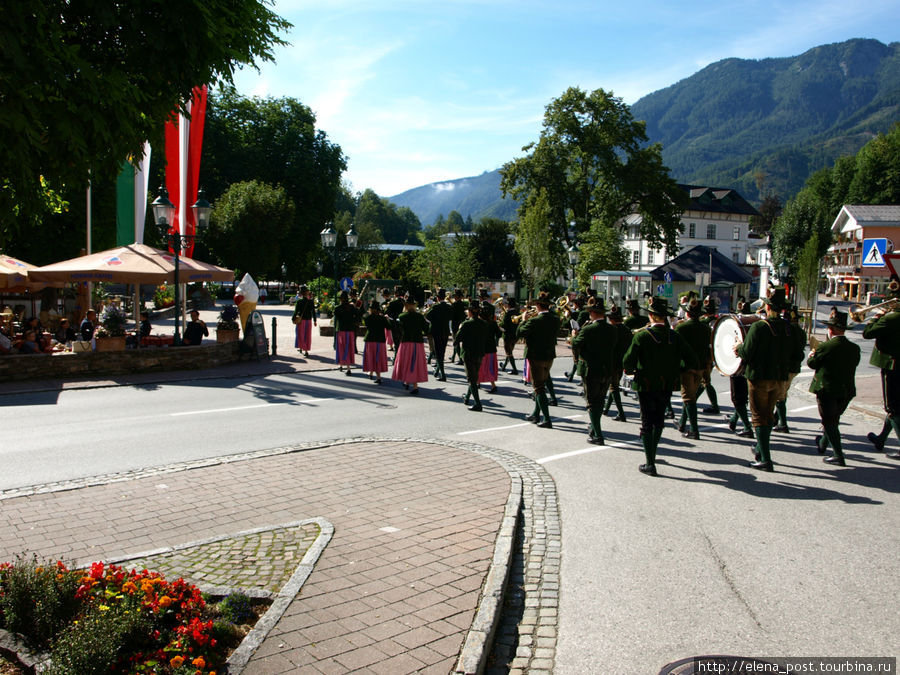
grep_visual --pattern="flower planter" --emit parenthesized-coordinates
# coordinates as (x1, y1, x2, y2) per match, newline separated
(217, 329, 240, 343)
(94, 336, 127, 352)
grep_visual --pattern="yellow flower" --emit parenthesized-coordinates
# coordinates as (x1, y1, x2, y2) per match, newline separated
(99, 605, 110, 612)
(170, 655, 185, 668)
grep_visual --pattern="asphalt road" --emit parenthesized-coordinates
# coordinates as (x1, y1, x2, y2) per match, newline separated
(3, 313, 898, 673)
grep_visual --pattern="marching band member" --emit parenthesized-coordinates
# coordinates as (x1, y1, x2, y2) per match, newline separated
(674, 298, 710, 440)
(456, 303, 489, 411)
(623, 298, 648, 330)
(517, 293, 561, 428)
(735, 289, 802, 471)
(696, 295, 721, 414)
(362, 301, 390, 384)
(449, 288, 468, 363)
(572, 298, 618, 445)
(333, 291, 359, 375)
(623, 297, 698, 476)
(727, 300, 755, 437)
(773, 305, 807, 433)
(807, 311, 860, 466)
(863, 279, 900, 459)
(564, 295, 587, 382)
(385, 286, 405, 352)
(425, 288, 453, 381)
(391, 295, 430, 395)
(478, 302, 502, 394)
(292, 284, 317, 357)
(603, 305, 631, 422)
(500, 297, 520, 375)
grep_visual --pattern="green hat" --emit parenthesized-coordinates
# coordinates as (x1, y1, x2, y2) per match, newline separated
(588, 297, 606, 315)
(608, 305, 623, 320)
(765, 288, 786, 310)
(686, 298, 702, 317)
(824, 311, 849, 330)
(645, 296, 674, 317)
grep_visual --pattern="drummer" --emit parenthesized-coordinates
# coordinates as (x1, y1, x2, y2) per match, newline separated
(735, 288, 803, 472)
(727, 299, 755, 438)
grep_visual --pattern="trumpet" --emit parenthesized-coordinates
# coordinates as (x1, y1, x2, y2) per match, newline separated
(511, 306, 538, 324)
(849, 297, 900, 323)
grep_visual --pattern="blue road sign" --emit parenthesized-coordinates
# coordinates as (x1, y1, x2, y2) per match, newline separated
(339, 276, 354, 291)
(862, 239, 888, 267)
(663, 271, 673, 283)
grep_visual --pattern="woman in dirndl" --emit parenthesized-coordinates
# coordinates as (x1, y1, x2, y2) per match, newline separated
(478, 302, 502, 394)
(292, 285, 316, 357)
(391, 295, 429, 394)
(333, 291, 359, 375)
(362, 301, 390, 383)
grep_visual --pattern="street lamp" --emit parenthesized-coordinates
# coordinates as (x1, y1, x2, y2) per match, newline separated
(567, 242, 580, 293)
(152, 186, 210, 346)
(320, 222, 358, 294)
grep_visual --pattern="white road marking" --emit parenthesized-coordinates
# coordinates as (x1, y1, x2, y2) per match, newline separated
(457, 414, 583, 436)
(171, 398, 332, 416)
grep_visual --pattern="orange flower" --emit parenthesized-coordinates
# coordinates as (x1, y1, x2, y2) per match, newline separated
(159, 595, 173, 608)
(192, 656, 206, 669)
(170, 655, 185, 668)
(122, 581, 137, 594)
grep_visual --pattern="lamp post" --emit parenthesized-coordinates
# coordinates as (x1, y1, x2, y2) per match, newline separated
(320, 222, 358, 294)
(567, 242, 579, 293)
(281, 263, 287, 303)
(152, 186, 211, 346)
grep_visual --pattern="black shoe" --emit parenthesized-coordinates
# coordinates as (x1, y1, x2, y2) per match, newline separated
(703, 407, 720, 415)
(867, 432, 886, 452)
(375, 378, 382, 384)
(738, 429, 754, 438)
(823, 455, 846, 467)
(666, 410, 675, 419)
(563, 371, 570, 380)
(345, 369, 352, 376)
(752, 449, 761, 462)
(304, 351, 309, 357)
(748, 460, 774, 472)
(525, 413, 540, 423)
(676, 422, 686, 433)
(613, 414, 626, 422)
(639, 463, 657, 476)
(468, 403, 483, 412)
(728, 417, 737, 432)
(548, 399, 558, 406)
(489, 385, 498, 394)
(509, 369, 519, 375)
(814, 435, 826, 455)
(537, 421, 553, 429)
(682, 430, 700, 440)
(886, 450, 900, 459)
(410, 388, 419, 395)
(772, 424, 789, 433)
(588, 435, 605, 445)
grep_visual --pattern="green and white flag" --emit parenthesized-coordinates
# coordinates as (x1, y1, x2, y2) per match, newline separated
(115, 142, 152, 245)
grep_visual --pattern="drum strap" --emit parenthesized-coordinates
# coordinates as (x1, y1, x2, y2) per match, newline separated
(763, 319, 777, 336)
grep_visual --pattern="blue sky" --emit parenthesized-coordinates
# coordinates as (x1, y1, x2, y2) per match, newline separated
(231, 0, 899, 198)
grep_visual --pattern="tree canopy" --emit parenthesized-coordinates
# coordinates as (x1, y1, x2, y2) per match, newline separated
(500, 86, 686, 257)
(0, 0, 290, 234)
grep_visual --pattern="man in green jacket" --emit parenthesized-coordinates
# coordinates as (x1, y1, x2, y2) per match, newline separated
(517, 294, 561, 428)
(623, 296, 698, 476)
(735, 288, 802, 471)
(863, 280, 900, 459)
(807, 311, 860, 467)
(604, 305, 632, 422)
(573, 298, 618, 444)
(456, 304, 490, 411)
(674, 298, 710, 440)
(425, 288, 453, 381)
(774, 305, 807, 433)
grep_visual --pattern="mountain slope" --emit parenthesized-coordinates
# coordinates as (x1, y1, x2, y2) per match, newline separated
(390, 38, 900, 225)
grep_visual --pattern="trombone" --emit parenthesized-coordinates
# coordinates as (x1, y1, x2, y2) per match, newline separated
(849, 297, 900, 323)
(511, 305, 539, 324)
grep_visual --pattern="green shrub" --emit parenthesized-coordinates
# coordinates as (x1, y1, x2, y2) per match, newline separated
(0, 556, 82, 649)
(211, 618, 244, 650)
(217, 591, 254, 624)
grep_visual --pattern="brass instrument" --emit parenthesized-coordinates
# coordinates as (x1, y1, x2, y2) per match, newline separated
(511, 306, 538, 324)
(849, 298, 900, 323)
(809, 333, 821, 350)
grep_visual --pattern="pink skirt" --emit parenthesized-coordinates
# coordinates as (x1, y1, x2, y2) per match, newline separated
(385, 329, 394, 348)
(363, 341, 388, 373)
(523, 359, 531, 383)
(391, 341, 428, 383)
(335, 331, 356, 366)
(295, 319, 312, 351)
(479, 353, 499, 383)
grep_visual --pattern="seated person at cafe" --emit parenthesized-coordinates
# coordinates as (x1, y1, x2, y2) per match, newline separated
(24, 316, 51, 351)
(140, 311, 152, 338)
(19, 330, 45, 354)
(53, 318, 76, 344)
(80, 309, 97, 340)
(182, 309, 208, 345)
(0, 327, 12, 355)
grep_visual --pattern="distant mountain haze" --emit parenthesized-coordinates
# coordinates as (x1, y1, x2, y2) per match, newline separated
(389, 38, 900, 227)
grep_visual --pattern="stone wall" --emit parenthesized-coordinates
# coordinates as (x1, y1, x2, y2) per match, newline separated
(0, 342, 242, 382)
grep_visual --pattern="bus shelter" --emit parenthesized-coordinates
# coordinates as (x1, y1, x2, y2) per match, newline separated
(589, 271, 653, 305)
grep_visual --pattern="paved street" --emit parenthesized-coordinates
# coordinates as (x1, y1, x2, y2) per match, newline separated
(1, 299, 898, 673)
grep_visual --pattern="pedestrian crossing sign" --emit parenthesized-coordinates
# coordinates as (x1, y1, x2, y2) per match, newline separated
(862, 239, 888, 267)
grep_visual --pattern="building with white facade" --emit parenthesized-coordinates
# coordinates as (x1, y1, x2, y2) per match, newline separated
(623, 185, 762, 272)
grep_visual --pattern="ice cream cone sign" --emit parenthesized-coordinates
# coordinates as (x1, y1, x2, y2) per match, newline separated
(234, 273, 259, 334)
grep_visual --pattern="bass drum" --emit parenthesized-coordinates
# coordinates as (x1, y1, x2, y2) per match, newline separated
(711, 314, 761, 376)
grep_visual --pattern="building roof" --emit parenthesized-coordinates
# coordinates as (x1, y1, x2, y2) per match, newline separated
(650, 245, 753, 283)
(371, 243, 425, 252)
(678, 184, 760, 217)
(832, 205, 900, 233)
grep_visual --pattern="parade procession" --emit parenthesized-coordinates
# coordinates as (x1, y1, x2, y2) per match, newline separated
(293, 279, 900, 478)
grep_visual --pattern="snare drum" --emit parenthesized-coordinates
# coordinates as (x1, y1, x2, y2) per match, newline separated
(711, 314, 761, 376)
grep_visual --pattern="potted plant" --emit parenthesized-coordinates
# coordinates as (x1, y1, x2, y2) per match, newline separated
(95, 305, 129, 351)
(216, 304, 241, 343)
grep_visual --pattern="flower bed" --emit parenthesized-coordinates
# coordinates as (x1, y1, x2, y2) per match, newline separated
(0, 556, 269, 674)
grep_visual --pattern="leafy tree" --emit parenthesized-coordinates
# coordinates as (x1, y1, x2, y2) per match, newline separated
(514, 188, 561, 298)
(793, 232, 822, 315)
(445, 211, 466, 233)
(847, 123, 900, 204)
(575, 222, 630, 289)
(411, 237, 477, 292)
(771, 189, 832, 270)
(749, 195, 782, 235)
(0, 0, 290, 235)
(354, 189, 421, 245)
(471, 218, 519, 280)
(205, 180, 295, 278)
(202, 87, 346, 281)
(500, 86, 686, 256)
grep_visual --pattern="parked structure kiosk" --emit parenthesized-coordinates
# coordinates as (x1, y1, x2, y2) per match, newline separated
(589, 271, 653, 305)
